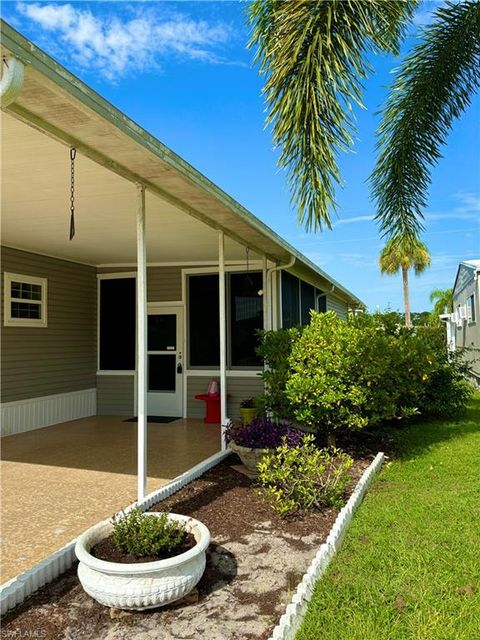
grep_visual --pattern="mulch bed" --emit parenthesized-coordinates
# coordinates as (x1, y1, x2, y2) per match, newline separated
(3, 453, 373, 640)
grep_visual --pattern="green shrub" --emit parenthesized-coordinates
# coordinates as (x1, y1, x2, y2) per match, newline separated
(256, 326, 301, 418)
(111, 508, 186, 558)
(258, 434, 354, 516)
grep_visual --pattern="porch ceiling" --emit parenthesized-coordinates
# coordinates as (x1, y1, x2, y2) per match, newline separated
(1, 113, 252, 265)
(1, 21, 364, 305)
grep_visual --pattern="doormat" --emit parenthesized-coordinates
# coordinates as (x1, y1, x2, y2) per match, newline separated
(124, 416, 180, 424)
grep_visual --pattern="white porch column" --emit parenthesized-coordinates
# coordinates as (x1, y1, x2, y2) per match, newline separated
(136, 184, 147, 501)
(262, 256, 270, 331)
(218, 231, 228, 449)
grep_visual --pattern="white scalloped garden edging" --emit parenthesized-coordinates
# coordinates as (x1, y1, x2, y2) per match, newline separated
(268, 451, 385, 640)
(0, 449, 230, 615)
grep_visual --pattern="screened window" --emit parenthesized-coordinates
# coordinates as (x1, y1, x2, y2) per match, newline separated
(317, 292, 327, 313)
(99, 278, 136, 370)
(300, 281, 315, 325)
(4, 272, 47, 327)
(188, 274, 220, 367)
(281, 271, 300, 328)
(230, 272, 263, 367)
(467, 294, 476, 322)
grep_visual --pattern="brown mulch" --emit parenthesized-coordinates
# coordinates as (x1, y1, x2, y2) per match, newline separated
(2, 454, 373, 640)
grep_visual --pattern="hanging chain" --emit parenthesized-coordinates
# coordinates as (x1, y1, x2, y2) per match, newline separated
(69, 147, 77, 240)
(246, 246, 250, 273)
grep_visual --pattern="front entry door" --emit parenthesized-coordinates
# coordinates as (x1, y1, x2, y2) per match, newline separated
(146, 307, 183, 417)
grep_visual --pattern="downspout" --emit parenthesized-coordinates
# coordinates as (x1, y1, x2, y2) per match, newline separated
(266, 255, 295, 330)
(1, 57, 24, 107)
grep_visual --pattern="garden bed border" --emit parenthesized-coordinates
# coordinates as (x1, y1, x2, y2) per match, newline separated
(267, 451, 385, 640)
(0, 449, 230, 615)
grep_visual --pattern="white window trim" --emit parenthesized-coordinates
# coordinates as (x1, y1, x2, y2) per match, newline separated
(3, 272, 48, 328)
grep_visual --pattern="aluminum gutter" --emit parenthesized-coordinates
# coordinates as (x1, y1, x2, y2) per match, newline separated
(0, 20, 364, 308)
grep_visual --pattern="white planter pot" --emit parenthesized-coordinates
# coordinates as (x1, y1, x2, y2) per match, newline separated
(229, 442, 272, 476)
(75, 513, 210, 610)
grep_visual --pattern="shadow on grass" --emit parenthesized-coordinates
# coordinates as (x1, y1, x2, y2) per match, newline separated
(338, 394, 480, 461)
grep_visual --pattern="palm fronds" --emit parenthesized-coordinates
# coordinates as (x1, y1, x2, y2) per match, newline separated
(371, 1, 480, 237)
(248, 0, 418, 231)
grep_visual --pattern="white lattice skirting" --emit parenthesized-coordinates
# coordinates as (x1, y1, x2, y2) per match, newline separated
(0, 388, 97, 437)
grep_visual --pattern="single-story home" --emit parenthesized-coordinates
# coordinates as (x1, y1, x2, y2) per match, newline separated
(442, 260, 480, 383)
(1, 21, 362, 500)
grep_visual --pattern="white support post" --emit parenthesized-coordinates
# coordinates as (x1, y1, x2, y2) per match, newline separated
(262, 256, 270, 331)
(136, 184, 147, 501)
(218, 231, 228, 450)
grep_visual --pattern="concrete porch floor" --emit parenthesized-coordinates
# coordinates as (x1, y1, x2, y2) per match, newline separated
(1, 416, 221, 583)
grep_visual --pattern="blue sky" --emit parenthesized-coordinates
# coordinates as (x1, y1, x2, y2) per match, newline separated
(3, 1, 479, 311)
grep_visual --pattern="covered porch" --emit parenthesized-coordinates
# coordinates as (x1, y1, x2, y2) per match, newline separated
(1, 415, 221, 582)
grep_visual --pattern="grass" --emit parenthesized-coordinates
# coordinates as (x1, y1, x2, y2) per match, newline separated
(297, 394, 480, 640)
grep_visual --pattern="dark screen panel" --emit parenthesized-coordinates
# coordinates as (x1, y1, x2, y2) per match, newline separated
(301, 281, 315, 325)
(230, 272, 263, 367)
(281, 271, 300, 328)
(188, 275, 220, 367)
(317, 291, 327, 313)
(100, 278, 136, 370)
(148, 354, 176, 391)
(148, 314, 176, 351)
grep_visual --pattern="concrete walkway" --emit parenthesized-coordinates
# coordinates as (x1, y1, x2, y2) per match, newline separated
(1, 416, 220, 582)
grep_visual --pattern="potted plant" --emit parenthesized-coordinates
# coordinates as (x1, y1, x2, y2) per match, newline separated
(225, 417, 303, 476)
(239, 397, 258, 425)
(75, 507, 210, 610)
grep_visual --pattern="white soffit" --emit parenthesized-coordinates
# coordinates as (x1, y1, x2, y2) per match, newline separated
(1, 113, 247, 265)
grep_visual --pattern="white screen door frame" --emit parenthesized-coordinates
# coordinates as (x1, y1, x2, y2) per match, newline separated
(146, 305, 184, 417)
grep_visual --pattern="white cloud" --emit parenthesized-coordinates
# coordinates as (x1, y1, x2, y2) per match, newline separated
(16, 3, 236, 80)
(333, 215, 375, 227)
(426, 191, 480, 223)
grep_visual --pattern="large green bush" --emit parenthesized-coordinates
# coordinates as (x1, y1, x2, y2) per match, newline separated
(258, 310, 471, 440)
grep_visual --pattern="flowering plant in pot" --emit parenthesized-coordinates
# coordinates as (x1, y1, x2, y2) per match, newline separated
(225, 417, 303, 476)
(239, 397, 258, 425)
(75, 507, 210, 611)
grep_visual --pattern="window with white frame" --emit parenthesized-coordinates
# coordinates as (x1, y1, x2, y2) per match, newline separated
(467, 294, 476, 322)
(4, 272, 47, 327)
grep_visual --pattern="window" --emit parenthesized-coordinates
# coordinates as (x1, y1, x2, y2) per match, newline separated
(4, 272, 47, 327)
(317, 292, 327, 313)
(230, 272, 263, 367)
(188, 274, 220, 368)
(281, 271, 300, 328)
(467, 294, 476, 322)
(187, 271, 264, 369)
(281, 272, 320, 327)
(99, 277, 136, 370)
(300, 281, 315, 325)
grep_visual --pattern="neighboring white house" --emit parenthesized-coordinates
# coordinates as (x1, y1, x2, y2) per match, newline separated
(442, 260, 480, 383)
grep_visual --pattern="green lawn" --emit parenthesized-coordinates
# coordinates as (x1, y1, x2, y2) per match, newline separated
(297, 394, 480, 640)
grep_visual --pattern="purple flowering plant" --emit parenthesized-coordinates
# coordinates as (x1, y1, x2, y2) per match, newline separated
(225, 417, 303, 449)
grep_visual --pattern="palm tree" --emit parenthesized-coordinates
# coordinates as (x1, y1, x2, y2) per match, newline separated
(249, 1, 479, 238)
(429, 288, 454, 325)
(379, 236, 431, 328)
(371, 1, 480, 237)
(248, 0, 419, 231)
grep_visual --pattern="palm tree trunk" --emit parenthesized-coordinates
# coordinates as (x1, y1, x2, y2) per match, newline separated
(402, 267, 412, 328)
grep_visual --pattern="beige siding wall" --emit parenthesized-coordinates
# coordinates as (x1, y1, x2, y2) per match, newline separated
(454, 277, 480, 378)
(186, 375, 264, 421)
(97, 375, 135, 416)
(1, 247, 97, 402)
(97, 267, 182, 302)
(326, 295, 348, 320)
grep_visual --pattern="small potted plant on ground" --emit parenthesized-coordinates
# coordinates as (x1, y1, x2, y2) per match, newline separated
(75, 507, 210, 610)
(225, 417, 303, 476)
(239, 397, 258, 425)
